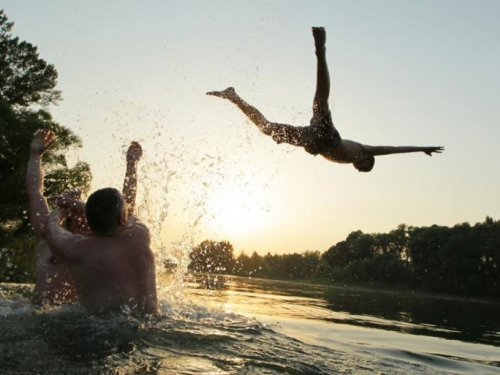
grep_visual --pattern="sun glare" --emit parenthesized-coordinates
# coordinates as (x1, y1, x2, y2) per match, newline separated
(208, 184, 269, 236)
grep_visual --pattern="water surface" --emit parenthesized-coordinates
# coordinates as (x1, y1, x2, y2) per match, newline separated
(1, 276, 499, 374)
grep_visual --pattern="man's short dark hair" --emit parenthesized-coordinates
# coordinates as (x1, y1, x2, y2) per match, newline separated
(353, 156, 375, 172)
(85, 188, 125, 235)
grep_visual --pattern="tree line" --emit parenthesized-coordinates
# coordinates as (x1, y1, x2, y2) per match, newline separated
(0, 10, 91, 282)
(189, 218, 500, 299)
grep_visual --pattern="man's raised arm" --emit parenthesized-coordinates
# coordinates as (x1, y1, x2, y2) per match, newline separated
(26, 129, 56, 239)
(122, 141, 142, 216)
(45, 207, 85, 263)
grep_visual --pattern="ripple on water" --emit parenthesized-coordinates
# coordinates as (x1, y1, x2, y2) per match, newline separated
(1, 283, 498, 375)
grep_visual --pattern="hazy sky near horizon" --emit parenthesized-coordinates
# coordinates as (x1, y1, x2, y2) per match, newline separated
(3, 1, 500, 256)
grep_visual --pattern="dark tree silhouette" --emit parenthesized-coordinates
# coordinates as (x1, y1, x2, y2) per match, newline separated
(0, 10, 61, 107)
(0, 10, 91, 282)
(194, 218, 500, 299)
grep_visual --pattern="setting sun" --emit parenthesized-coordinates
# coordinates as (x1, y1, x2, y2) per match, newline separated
(207, 183, 270, 236)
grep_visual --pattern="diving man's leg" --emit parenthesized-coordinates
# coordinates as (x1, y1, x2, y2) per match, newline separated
(207, 87, 307, 146)
(309, 26, 341, 148)
(312, 27, 330, 118)
(207, 88, 272, 133)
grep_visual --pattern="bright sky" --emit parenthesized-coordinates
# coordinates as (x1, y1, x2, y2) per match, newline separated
(3, 1, 500, 256)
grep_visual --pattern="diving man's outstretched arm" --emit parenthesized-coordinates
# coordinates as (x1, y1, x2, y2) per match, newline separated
(364, 145, 444, 157)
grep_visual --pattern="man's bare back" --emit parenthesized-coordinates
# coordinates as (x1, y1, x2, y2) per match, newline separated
(46, 206, 157, 315)
(44, 142, 158, 315)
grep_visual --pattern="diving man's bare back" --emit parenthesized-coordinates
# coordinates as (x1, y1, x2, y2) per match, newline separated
(208, 27, 443, 172)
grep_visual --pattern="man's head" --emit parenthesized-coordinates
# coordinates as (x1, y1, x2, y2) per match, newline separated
(85, 188, 127, 235)
(353, 156, 375, 173)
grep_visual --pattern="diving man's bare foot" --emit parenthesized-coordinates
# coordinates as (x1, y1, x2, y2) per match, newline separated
(312, 27, 326, 51)
(207, 87, 236, 99)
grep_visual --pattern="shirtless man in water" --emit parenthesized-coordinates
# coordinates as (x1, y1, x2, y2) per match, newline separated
(44, 142, 158, 315)
(207, 27, 444, 172)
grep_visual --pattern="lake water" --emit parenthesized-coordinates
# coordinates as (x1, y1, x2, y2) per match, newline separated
(1, 275, 499, 374)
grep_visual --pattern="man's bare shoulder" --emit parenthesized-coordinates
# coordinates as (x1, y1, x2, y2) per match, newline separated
(129, 216, 150, 231)
(121, 216, 151, 240)
(46, 230, 92, 264)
